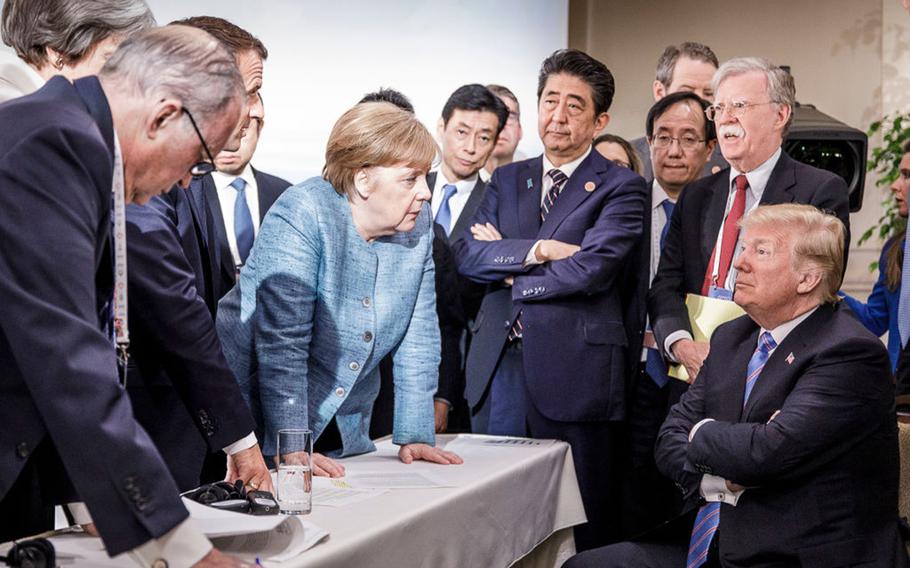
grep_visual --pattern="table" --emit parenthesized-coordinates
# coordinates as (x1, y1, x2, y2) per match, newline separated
(5, 434, 587, 567)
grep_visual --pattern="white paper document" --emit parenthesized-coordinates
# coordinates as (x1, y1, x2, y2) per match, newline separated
(443, 434, 557, 456)
(337, 470, 454, 489)
(312, 476, 387, 507)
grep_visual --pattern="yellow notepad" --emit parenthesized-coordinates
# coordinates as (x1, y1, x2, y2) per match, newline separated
(669, 293, 746, 382)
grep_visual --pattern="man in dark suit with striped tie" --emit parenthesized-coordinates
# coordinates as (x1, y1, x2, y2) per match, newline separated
(455, 49, 647, 550)
(566, 204, 908, 568)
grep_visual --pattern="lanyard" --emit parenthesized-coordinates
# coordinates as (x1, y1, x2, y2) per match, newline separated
(708, 175, 759, 288)
(111, 135, 129, 384)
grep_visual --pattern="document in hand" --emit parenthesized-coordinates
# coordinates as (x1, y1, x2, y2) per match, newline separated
(669, 293, 745, 382)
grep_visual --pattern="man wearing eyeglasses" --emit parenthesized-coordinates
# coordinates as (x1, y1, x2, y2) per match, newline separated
(121, 16, 276, 498)
(623, 91, 716, 536)
(648, 57, 849, 386)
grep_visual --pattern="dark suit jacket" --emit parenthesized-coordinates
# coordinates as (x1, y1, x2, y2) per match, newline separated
(125, 184, 256, 489)
(455, 150, 647, 422)
(203, 168, 291, 301)
(648, 151, 851, 357)
(631, 135, 727, 182)
(656, 303, 907, 567)
(0, 76, 187, 555)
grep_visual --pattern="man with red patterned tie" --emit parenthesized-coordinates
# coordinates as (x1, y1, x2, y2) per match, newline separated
(566, 204, 907, 568)
(647, 57, 849, 386)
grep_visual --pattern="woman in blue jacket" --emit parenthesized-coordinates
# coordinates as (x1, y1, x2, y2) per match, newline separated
(841, 142, 910, 371)
(218, 102, 462, 475)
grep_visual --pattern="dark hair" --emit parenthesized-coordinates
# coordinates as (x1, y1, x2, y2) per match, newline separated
(655, 42, 719, 88)
(537, 49, 615, 116)
(884, 138, 910, 290)
(645, 91, 715, 141)
(1, 0, 154, 67)
(592, 133, 642, 174)
(441, 84, 509, 136)
(359, 87, 414, 113)
(486, 83, 519, 114)
(171, 16, 267, 60)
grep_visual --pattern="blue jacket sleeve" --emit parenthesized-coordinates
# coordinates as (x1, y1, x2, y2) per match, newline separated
(840, 245, 891, 337)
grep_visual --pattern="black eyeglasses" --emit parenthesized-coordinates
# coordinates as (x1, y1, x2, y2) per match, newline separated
(183, 107, 217, 176)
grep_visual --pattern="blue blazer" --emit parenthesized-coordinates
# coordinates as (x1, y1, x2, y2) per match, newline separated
(217, 178, 439, 456)
(0, 77, 187, 555)
(453, 150, 647, 422)
(841, 236, 902, 371)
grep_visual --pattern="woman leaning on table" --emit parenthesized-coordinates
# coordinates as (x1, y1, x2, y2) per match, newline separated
(217, 101, 463, 476)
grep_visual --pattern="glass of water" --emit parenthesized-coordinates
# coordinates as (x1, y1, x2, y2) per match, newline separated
(276, 429, 313, 515)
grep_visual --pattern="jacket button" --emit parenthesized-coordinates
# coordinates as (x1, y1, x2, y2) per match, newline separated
(349, 361, 360, 371)
(15, 443, 29, 459)
(363, 331, 373, 342)
(151, 559, 169, 568)
(362, 297, 372, 307)
(335, 387, 345, 397)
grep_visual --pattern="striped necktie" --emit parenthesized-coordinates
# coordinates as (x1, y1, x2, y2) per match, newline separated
(686, 330, 776, 568)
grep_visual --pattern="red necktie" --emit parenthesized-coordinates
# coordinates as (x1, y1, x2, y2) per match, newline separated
(701, 174, 748, 295)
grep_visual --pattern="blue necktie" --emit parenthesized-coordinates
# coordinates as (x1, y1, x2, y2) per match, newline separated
(434, 184, 458, 236)
(687, 331, 776, 568)
(645, 198, 677, 387)
(899, 236, 910, 346)
(232, 177, 254, 264)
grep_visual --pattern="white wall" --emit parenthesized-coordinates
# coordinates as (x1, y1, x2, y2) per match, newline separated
(145, 0, 568, 183)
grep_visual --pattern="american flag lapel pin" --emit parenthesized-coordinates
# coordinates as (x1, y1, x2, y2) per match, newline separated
(786, 352, 795, 365)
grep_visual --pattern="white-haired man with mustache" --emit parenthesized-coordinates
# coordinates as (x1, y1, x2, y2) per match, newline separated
(647, 57, 850, 390)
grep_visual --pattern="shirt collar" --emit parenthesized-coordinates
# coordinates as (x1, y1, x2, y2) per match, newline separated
(761, 304, 819, 348)
(212, 164, 254, 192)
(542, 146, 592, 181)
(651, 179, 673, 209)
(729, 146, 782, 200)
(435, 169, 478, 194)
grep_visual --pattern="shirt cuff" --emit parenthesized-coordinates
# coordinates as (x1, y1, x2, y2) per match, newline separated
(664, 330, 694, 362)
(434, 397, 452, 408)
(67, 502, 92, 525)
(524, 240, 544, 266)
(222, 432, 257, 455)
(129, 518, 212, 568)
(689, 418, 715, 442)
(699, 474, 745, 506)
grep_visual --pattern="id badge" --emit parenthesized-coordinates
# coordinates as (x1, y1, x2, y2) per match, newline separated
(707, 285, 733, 301)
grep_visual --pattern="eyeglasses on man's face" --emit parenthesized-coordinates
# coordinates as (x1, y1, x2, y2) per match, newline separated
(651, 134, 706, 151)
(182, 107, 217, 177)
(704, 100, 775, 121)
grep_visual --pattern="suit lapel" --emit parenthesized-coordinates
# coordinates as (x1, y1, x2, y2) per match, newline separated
(759, 152, 797, 206)
(714, 324, 759, 422)
(702, 173, 730, 263)
(204, 175, 235, 284)
(73, 77, 114, 160)
(254, 167, 277, 222)
(517, 158, 543, 239)
(537, 151, 602, 239)
(450, 177, 486, 242)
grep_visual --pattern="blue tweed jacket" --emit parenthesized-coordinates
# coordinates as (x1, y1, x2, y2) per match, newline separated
(217, 177, 439, 457)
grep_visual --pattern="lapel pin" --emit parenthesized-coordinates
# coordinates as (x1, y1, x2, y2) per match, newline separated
(527, 178, 533, 189)
(786, 352, 795, 365)
(584, 181, 596, 192)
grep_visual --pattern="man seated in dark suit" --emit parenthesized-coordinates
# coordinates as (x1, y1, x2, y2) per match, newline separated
(566, 204, 909, 568)
(0, 26, 250, 566)
(123, 16, 275, 494)
(631, 42, 726, 180)
(455, 49, 647, 550)
(648, 56, 850, 387)
(428, 84, 508, 432)
(622, 91, 716, 538)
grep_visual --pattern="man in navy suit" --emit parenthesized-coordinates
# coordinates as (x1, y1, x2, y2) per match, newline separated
(455, 49, 647, 550)
(567, 204, 908, 568)
(124, 16, 275, 493)
(0, 27, 250, 566)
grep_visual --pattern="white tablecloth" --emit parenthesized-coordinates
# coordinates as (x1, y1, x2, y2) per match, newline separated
(4, 434, 586, 568)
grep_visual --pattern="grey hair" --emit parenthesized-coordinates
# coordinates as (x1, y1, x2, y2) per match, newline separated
(712, 57, 796, 130)
(99, 25, 244, 126)
(1, 0, 155, 68)
(654, 42, 719, 89)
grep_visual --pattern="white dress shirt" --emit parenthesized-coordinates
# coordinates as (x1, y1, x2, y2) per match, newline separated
(429, 170, 479, 229)
(212, 166, 260, 268)
(525, 147, 592, 265)
(664, 147, 783, 357)
(691, 305, 818, 506)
